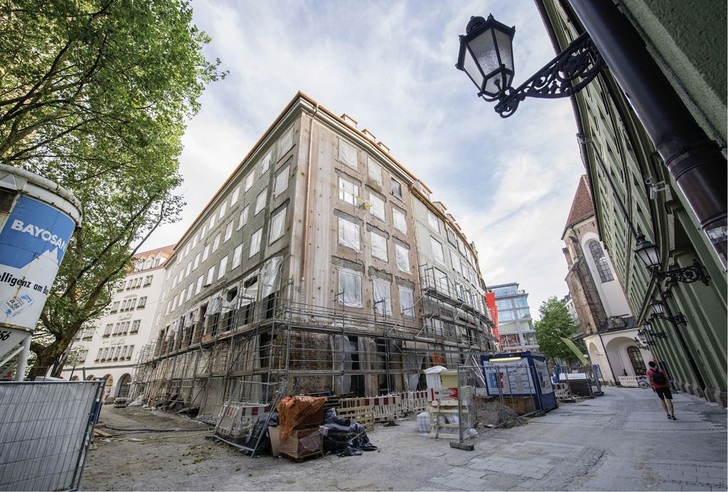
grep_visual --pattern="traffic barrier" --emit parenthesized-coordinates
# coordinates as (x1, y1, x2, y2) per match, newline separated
(214, 402, 269, 440)
(399, 390, 429, 415)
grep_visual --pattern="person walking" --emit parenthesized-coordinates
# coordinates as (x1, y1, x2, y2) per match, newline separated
(647, 360, 676, 420)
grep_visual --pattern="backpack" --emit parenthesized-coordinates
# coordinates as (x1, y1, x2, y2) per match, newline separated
(652, 369, 667, 385)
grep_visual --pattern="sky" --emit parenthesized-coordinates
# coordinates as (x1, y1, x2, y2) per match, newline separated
(143, 0, 586, 318)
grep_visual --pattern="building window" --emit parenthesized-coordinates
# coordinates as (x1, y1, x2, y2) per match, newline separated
(195, 275, 204, 295)
(244, 172, 254, 192)
(131, 320, 141, 334)
(371, 231, 388, 262)
(205, 266, 215, 286)
(274, 166, 289, 196)
(269, 207, 287, 243)
(232, 244, 243, 269)
(368, 158, 382, 184)
(231, 185, 240, 204)
(193, 252, 201, 270)
(254, 188, 267, 215)
(278, 127, 293, 156)
(338, 217, 360, 251)
(338, 269, 362, 307)
(427, 211, 440, 232)
(399, 286, 414, 318)
(588, 240, 614, 282)
(373, 278, 392, 315)
(260, 151, 271, 174)
(218, 199, 227, 219)
(392, 207, 407, 233)
(212, 232, 221, 252)
(391, 178, 402, 199)
(369, 192, 385, 220)
(218, 256, 228, 280)
(202, 243, 210, 262)
(338, 139, 357, 169)
(395, 243, 410, 273)
(238, 205, 249, 230)
(208, 214, 215, 231)
(446, 226, 457, 246)
(143, 275, 153, 286)
(434, 268, 450, 295)
(250, 228, 263, 257)
(224, 221, 234, 242)
(338, 176, 358, 205)
(137, 297, 147, 309)
(431, 237, 445, 265)
(450, 250, 461, 274)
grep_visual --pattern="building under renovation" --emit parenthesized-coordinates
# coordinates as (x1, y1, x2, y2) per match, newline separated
(132, 93, 495, 419)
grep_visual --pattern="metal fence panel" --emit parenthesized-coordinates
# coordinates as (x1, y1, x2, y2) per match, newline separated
(0, 380, 103, 491)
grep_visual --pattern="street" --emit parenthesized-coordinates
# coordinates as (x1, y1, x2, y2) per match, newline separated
(82, 386, 727, 491)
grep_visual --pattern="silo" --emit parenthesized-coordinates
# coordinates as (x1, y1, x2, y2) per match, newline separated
(0, 165, 82, 378)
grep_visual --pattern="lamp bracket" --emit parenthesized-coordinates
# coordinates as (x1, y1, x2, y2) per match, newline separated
(494, 32, 605, 117)
(657, 313, 687, 325)
(654, 259, 710, 285)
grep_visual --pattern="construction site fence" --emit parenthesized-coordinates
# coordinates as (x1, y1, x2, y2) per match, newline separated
(0, 380, 104, 491)
(336, 391, 430, 430)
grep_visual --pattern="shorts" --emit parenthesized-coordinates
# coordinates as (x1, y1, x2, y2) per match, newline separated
(655, 386, 672, 400)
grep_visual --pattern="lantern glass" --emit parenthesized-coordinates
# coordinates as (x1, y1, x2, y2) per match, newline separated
(634, 234, 660, 268)
(457, 15, 515, 100)
(650, 299, 665, 315)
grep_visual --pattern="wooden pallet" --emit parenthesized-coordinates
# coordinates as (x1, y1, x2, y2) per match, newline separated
(280, 451, 323, 463)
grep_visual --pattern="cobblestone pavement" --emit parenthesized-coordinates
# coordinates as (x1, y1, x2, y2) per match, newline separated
(82, 386, 727, 491)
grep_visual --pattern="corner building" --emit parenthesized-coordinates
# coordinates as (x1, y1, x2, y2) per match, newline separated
(134, 93, 495, 419)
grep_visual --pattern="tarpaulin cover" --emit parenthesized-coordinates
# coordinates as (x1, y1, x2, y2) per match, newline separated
(276, 395, 326, 441)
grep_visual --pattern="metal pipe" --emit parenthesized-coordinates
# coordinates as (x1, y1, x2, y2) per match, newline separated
(299, 103, 319, 303)
(568, 0, 727, 267)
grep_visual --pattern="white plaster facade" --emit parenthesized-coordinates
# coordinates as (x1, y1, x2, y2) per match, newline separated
(59, 246, 173, 398)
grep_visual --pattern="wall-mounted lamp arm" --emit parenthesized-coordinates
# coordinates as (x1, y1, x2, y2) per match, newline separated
(494, 33, 605, 117)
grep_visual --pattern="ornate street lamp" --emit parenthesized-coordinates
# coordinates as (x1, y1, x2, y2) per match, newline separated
(634, 233, 710, 285)
(456, 14, 604, 117)
(650, 298, 687, 325)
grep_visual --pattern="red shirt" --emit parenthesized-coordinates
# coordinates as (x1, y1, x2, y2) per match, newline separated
(647, 367, 669, 389)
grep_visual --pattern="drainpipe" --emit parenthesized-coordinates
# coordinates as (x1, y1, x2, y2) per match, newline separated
(299, 103, 319, 303)
(569, 0, 727, 268)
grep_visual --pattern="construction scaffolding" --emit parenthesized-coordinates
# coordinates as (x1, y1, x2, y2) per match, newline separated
(131, 261, 495, 422)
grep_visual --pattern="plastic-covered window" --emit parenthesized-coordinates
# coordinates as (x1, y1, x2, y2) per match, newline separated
(269, 207, 286, 243)
(371, 231, 388, 261)
(431, 237, 445, 264)
(338, 139, 358, 168)
(338, 217, 360, 251)
(249, 228, 262, 257)
(369, 192, 385, 220)
(399, 286, 414, 318)
(338, 270, 362, 307)
(395, 243, 410, 272)
(373, 279, 392, 315)
(392, 208, 407, 233)
(274, 166, 289, 196)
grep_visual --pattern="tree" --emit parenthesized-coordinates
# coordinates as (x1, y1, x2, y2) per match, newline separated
(0, 0, 224, 378)
(534, 297, 582, 366)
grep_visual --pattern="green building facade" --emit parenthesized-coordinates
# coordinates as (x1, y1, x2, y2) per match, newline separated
(536, 0, 726, 405)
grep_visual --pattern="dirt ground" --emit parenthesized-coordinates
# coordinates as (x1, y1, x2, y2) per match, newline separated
(81, 401, 517, 491)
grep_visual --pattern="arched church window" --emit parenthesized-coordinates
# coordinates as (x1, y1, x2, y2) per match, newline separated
(588, 240, 614, 282)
